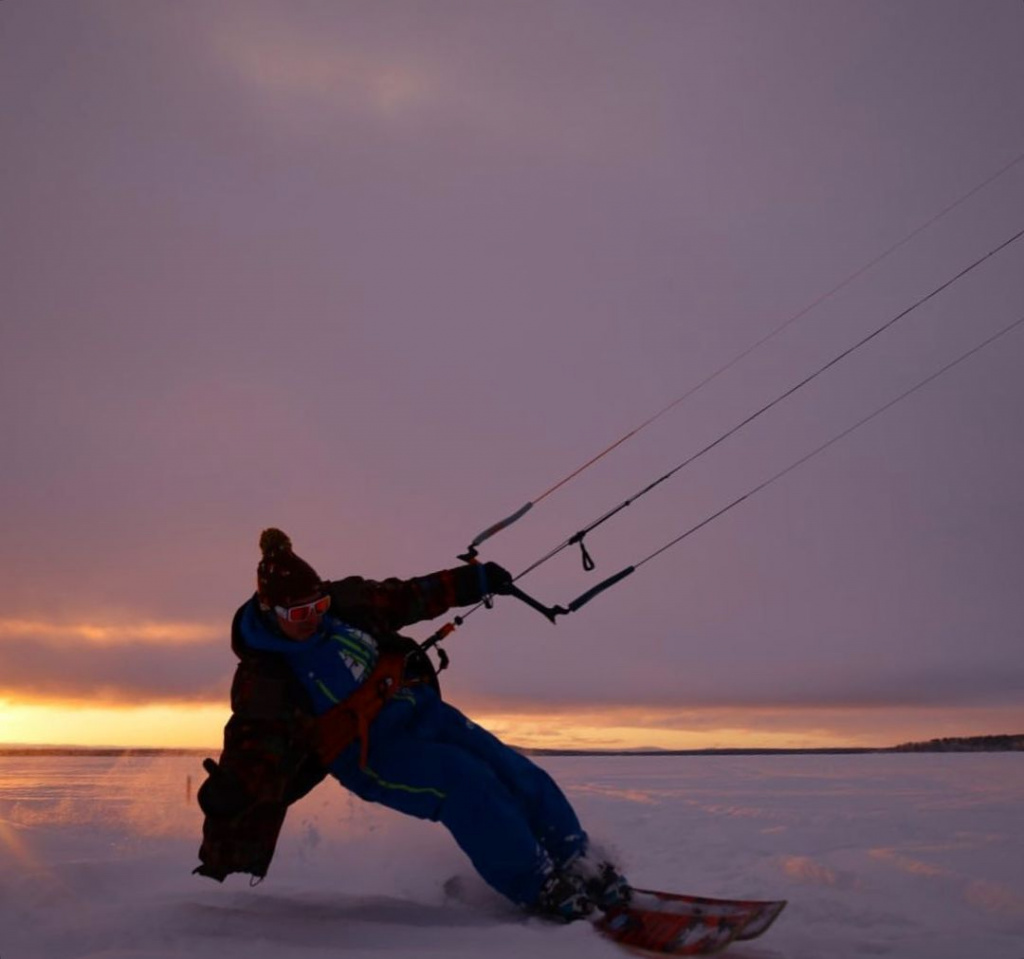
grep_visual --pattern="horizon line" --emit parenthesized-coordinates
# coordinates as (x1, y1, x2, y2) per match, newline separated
(2, 732, 1021, 758)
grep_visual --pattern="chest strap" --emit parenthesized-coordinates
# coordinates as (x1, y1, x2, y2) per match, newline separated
(313, 650, 410, 768)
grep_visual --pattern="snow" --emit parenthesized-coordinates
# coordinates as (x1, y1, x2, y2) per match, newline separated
(2, 752, 1023, 958)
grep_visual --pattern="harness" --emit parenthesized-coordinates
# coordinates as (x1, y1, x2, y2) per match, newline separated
(313, 650, 423, 768)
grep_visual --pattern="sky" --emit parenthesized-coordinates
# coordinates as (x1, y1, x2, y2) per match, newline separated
(2, 0, 1023, 750)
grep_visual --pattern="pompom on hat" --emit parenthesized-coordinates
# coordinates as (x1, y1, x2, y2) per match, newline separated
(256, 528, 323, 608)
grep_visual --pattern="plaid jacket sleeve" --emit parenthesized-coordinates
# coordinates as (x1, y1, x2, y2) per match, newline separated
(194, 650, 326, 881)
(325, 565, 489, 633)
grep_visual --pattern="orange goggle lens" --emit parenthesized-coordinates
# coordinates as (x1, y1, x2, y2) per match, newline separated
(275, 595, 331, 623)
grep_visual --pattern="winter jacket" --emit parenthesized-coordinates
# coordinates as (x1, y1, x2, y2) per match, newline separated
(194, 565, 492, 882)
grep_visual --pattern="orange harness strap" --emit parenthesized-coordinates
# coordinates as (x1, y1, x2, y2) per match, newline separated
(313, 651, 409, 768)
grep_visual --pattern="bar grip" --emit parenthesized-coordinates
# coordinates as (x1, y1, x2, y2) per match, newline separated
(566, 566, 636, 613)
(468, 502, 534, 549)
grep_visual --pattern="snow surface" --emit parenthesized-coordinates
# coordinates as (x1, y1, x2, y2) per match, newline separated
(2, 752, 1023, 959)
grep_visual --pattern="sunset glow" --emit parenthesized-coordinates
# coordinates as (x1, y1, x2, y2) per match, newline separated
(0, 617, 220, 645)
(3, 1, 1023, 758)
(0, 699, 228, 750)
(4, 696, 1022, 753)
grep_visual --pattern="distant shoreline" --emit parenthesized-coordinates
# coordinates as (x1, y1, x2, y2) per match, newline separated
(525, 733, 1024, 755)
(2, 734, 1021, 758)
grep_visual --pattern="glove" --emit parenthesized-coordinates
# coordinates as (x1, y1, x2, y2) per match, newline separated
(482, 561, 514, 595)
(196, 758, 255, 819)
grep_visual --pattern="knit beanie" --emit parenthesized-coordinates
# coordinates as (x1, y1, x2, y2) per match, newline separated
(256, 528, 323, 608)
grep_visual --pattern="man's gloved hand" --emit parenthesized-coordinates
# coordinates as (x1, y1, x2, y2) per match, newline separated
(197, 758, 255, 819)
(482, 561, 514, 595)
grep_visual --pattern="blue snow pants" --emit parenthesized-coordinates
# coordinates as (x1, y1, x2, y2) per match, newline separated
(329, 685, 587, 906)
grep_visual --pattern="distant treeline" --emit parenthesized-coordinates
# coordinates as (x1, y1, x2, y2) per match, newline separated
(522, 735, 1024, 757)
(891, 734, 1024, 753)
(519, 747, 882, 757)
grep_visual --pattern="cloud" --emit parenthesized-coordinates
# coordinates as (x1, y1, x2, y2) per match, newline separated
(1, 622, 232, 704)
(458, 697, 1024, 750)
(461, 655, 1024, 713)
(0, 618, 221, 646)
(200, 5, 667, 164)
(6, 609, 1023, 727)
(210, 17, 436, 121)
(964, 879, 1024, 918)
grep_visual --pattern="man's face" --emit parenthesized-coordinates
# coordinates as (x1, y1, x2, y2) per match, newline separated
(274, 593, 330, 642)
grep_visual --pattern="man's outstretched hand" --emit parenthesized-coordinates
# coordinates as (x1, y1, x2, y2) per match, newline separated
(482, 561, 514, 595)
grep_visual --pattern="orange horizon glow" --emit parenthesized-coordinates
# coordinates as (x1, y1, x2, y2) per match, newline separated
(0, 616, 221, 645)
(3, 696, 1022, 752)
(5, 615, 1022, 751)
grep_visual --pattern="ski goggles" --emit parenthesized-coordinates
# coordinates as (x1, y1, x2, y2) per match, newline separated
(274, 595, 331, 623)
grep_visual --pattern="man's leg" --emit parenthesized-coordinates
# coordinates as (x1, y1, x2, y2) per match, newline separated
(332, 733, 553, 906)
(418, 694, 630, 912)
(414, 693, 589, 868)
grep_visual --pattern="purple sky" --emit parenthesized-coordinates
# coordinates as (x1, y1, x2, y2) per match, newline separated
(3, 1, 1023, 746)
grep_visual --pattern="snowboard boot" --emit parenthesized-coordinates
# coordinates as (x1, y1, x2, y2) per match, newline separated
(533, 868, 596, 923)
(583, 861, 632, 910)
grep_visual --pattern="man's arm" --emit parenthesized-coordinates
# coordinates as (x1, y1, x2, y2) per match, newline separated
(326, 562, 511, 632)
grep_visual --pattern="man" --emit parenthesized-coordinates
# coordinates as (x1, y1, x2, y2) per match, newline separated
(195, 528, 628, 921)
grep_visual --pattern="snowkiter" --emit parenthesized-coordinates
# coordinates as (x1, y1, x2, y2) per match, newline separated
(195, 528, 628, 920)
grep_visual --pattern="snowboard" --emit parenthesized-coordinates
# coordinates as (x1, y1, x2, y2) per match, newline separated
(594, 888, 787, 956)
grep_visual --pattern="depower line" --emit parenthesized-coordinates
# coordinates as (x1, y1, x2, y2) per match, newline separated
(426, 232, 1024, 653)
(529, 151, 1024, 505)
(424, 155, 1024, 664)
(634, 312, 1024, 572)
(515, 226, 1024, 583)
(462, 150, 1024, 559)
(528, 307, 1024, 621)
(552, 309, 1024, 614)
